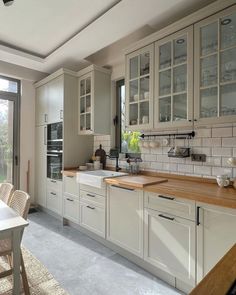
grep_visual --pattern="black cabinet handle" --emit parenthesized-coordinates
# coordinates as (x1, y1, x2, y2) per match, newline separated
(66, 198, 73, 202)
(87, 194, 95, 198)
(158, 195, 175, 201)
(158, 214, 175, 221)
(188, 119, 192, 122)
(111, 185, 134, 191)
(51, 180, 57, 183)
(196, 206, 201, 226)
(50, 192, 56, 196)
(86, 205, 95, 210)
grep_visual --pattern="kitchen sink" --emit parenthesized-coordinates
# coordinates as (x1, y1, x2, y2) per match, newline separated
(76, 170, 128, 188)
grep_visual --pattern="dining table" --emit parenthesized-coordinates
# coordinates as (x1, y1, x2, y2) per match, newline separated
(0, 200, 29, 295)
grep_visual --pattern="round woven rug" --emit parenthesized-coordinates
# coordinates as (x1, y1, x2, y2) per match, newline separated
(0, 247, 68, 295)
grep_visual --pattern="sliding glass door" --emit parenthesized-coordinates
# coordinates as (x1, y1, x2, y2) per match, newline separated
(0, 76, 20, 186)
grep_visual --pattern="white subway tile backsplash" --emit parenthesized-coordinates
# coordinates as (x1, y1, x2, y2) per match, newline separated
(212, 147, 232, 157)
(212, 127, 232, 138)
(95, 126, 236, 178)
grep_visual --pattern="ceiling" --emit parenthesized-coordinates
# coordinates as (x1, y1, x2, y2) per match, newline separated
(0, 0, 216, 74)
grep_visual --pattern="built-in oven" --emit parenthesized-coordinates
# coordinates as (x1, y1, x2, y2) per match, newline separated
(47, 122, 63, 180)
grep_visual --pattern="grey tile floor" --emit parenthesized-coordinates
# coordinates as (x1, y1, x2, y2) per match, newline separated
(23, 211, 183, 295)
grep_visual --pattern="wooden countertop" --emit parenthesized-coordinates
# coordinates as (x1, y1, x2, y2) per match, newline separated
(63, 168, 236, 209)
(190, 244, 236, 295)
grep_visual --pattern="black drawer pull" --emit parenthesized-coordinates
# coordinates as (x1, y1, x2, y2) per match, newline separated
(158, 214, 175, 221)
(87, 194, 95, 198)
(66, 176, 74, 178)
(86, 205, 95, 210)
(158, 195, 175, 201)
(50, 192, 56, 196)
(196, 206, 200, 226)
(51, 180, 57, 183)
(111, 185, 134, 191)
(66, 198, 73, 202)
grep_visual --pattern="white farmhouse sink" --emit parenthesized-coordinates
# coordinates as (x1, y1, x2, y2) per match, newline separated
(76, 170, 127, 188)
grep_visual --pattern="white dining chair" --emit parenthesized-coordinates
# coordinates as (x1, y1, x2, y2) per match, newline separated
(0, 190, 31, 294)
(0, 182, 14, 204)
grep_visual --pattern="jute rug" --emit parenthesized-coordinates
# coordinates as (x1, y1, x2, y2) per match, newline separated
(0, 247, 69, 295)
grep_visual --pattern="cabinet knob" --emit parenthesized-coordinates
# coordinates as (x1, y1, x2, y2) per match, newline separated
(194, 119, 197, 122)
(188, 120, 192, 122)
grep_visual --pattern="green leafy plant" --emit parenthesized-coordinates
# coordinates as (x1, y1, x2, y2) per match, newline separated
(122, 131, 141, 153)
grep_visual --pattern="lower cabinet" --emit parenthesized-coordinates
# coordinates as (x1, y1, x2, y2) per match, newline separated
(80, 201, 105, 238)
(197, 202, 236, 283)
(144, 208, 196, 286)
(63, 196, 80, 223)
(46, 179, 62, 215)
(107, 185, 144, 257)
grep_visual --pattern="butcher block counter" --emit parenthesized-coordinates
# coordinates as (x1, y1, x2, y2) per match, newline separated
(190, 244, 236, 295)
(62, 169, 236, 209)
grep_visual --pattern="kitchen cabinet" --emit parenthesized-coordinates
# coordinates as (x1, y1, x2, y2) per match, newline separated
(196, 202, 236, 283)
(154, 26, 193, 129)
(46, 179, 63, 215)
(35, 84, 48, 126)
(47, 75, 64, 124)
(144, 208, 195, 286)
(35, 125, 47, 207)
(63, 175, 80, 223)
(107, 185, 144, 257)
(78, 65, 111, 135)
(194, 6, 236, 125)
(125, 44, 154, 130)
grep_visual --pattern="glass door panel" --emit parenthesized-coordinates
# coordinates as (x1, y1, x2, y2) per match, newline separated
(221, 47, 236, 82)
(86, 113, 91, 130)
(159, 70, 171, 96)
(200, 87, 218, 118)
(173, 65, 187, 93)
(159, 97, 171, 122)
(80, 114, 85, 131)
(221, 83, 236, 116)
(159, 42, 171, 69)
(200, 22, 218, 56)
(174, 36, 187, 65)
(80, 80, 85, 96)
(0, 99, 14, 183)
(140, 77, 149, 101)
(129, 80, 138, 102)
(80, 96, 85, 113)
(200, 55, 218, 87)
(140, 52, 150, 76)
(173, 94, 187, 121)
(130, 56, 139, 79)
(129, 103, 138, 125)
(221, 13, 236, 49)
(86, 77, 91, 94)
(139, 101, 149, 124)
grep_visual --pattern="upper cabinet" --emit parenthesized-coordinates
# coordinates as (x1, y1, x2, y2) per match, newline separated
(125, 44, 154, 130)
(154, 27, 193, 129)
(78, 65, 111, 135)
(194, 6, 236, 125)
(35, 74, 64, 126)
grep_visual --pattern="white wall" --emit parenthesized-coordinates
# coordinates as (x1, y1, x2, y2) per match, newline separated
(20, 80, 36, 202)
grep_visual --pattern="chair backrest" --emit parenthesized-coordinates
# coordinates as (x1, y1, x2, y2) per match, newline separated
(9, 190, 31, 220)
(0, 182, 14, 204)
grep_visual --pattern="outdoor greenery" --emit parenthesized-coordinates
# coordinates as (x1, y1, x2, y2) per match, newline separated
(122, 131, 141, 153)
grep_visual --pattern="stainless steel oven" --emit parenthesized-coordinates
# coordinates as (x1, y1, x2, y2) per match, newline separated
(47, 122, 63, 180)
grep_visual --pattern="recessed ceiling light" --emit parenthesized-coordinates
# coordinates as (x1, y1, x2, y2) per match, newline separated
(221, 18, 232, 25)
(3, 0, 14, 6)
(176, 39, 185, 44)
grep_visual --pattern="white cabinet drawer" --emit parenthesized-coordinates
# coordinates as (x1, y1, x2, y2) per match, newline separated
(63, 175, 79, 197)
(47, 178, 63, 192)
(80, 201, 105, 238)
(63, 195, 79, 223)
(47, 189, 62, 215)
(80, 184, 106, 197)
(144, 192, 195, 221)
(80, 190, 105, 206)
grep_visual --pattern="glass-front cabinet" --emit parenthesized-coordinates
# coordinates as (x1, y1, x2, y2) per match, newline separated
(125, 44, 154, 130)
(78, 73, 92, 134)
(194, 6, 236, 124)
(154, 26, 193, 128)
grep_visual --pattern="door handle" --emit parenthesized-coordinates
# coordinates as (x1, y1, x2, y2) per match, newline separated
(15, 155, 18, 166)
(111, 185, 134, 191)
(158, 195, 175, 201)
(50, 192, 56, 196)
(66, 198, 73, 202)
(87, 194, 95, 198)
(196, 206, 201, 226)
(44, 126, 47, 145)
(86, 205, 95, 210)
(158, 214, 175, 221)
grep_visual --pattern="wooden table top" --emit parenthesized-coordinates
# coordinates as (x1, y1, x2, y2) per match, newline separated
(0, 201, 28, 232)
(190, 244, 236, 295)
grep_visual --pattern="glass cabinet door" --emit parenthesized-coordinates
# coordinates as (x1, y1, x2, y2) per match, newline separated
(126, 44, 153, 129)
(155, 27, 193, 127)
(195, 7, 236, 122)
(79, 75, 92, 132)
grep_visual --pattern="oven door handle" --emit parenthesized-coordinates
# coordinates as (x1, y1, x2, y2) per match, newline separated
(47, 154, 60, 157)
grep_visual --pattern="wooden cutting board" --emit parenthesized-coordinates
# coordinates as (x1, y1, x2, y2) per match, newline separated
(105, 175, 168, 188)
